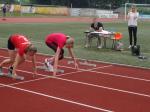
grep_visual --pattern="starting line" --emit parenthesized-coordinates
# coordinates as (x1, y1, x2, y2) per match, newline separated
(36, 65, 64, 73)
(0, 73, 24, 80)
(68, 60, 96, 67)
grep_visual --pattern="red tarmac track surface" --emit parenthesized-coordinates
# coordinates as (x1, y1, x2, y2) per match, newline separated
(0, 49, 150, 112)
(0, 17, 150, 112)
(0, 17, 119, 23)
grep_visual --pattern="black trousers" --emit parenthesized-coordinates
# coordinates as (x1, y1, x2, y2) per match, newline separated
(46, 42, 64, 60)
(128, 26, 137, 46)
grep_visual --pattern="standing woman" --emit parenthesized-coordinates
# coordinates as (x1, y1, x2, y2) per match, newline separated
(127, 5, 139, 48)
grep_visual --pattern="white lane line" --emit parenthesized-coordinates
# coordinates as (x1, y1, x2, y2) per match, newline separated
(0, 83, 114, 112)
(1, 68, 150, 98)
(1, 55, 150, 83)
(58, 65, 150, 82)
(0, 55, 112, 71)
(73, 68, 150, 82)
(1, 47, 150, 70)
(0, 77, 49, 88)
(90, 70, 150, 82)
(58, 65, 113, 77)
(0, 66, 83, 88)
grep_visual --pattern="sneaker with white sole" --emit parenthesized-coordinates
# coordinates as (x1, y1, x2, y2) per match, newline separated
(7, 66, 13, 77)
(44, 58, 54, 72)
(128, 45, 132, 49)
(0, 67, 3, 76)
(8, 66, 13, 76)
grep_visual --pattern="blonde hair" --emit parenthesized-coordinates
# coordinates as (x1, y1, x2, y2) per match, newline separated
(66, 37, 74, 45)
(25, 44, 37, 53)
(131, 5, 137, 12)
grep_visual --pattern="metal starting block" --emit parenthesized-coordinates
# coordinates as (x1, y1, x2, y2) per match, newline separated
(36, 65, 64, 73)
(68, 60, 96, 67)
(67, 60, 74, 64)
(79, 61, 96, 67)
(0, 73, 24, 80)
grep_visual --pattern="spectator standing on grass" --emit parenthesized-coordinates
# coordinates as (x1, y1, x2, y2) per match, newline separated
(0, 34, 37, 79)
(127, 5, 139, 48)
(44, 33, 78, 76)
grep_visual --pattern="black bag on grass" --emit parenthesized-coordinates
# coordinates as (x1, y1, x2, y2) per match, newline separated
(131, 45, 140, 56)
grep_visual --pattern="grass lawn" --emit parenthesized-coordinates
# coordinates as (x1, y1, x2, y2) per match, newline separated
(0, 19, 150, 68)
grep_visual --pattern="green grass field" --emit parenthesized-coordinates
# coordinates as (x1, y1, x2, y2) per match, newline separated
(0, 18, 150, 68)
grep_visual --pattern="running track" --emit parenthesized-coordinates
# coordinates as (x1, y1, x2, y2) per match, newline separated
(0, 49, 150, 112)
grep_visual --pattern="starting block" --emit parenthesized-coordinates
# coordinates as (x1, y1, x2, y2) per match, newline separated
(0, 73, 24, 80)
(67, 60, 74, 64)
(79, 60, 96, 67)
(36, 65, 64, 73)
(68, 60, 96, 67)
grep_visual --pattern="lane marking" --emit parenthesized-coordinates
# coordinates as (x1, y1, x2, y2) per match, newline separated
(1, 55, 150, 83)
(0, 77, 49, 88)
(58, 65, 113, 77)
(1, 67, 150, 98)
(0, 55, 112, 71)
(0, 83, 114, 112)
(0, 48, 150, 70)
(0, 66, 83, 88)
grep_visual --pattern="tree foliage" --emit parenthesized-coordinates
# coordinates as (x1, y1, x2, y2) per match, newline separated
(1, 0, 150, 9)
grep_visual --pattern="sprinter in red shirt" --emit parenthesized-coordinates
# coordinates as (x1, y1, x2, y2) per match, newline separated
(45, 33, 78, 76)
(0, 34, 37, 79)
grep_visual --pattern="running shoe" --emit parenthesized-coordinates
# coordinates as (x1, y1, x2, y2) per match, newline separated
(44, 58, 54, 71)
(0, 67, 3, 76)
(8, 66, 13, 76)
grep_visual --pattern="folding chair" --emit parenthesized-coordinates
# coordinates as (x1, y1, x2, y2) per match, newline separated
(111, 32, 123, 49)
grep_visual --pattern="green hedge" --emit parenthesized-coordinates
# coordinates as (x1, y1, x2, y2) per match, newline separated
(138, 7, 150, 14)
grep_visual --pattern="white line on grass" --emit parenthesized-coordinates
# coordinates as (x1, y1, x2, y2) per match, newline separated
(0, 83, 114, 112)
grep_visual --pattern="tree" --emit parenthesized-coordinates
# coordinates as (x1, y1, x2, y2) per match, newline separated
(0, 0, 15, 4)
(30, 0, 51, 5)
(3, 0, 149, 8)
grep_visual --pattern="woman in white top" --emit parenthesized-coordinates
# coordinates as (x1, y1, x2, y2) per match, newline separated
(127, 5, 139, 48)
